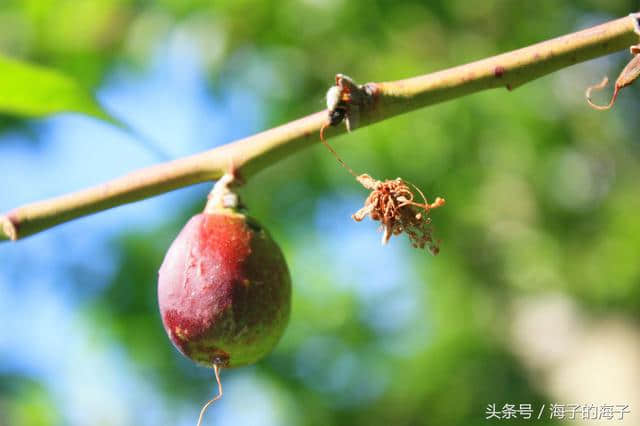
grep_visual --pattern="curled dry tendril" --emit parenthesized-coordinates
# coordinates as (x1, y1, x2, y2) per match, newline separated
(586, 76, 618, 110)
(586, 45, 640, 110)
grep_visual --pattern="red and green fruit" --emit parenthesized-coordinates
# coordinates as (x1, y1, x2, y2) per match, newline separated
(158, 208, 291, 368)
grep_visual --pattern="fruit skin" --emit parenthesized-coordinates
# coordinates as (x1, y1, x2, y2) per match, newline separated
(158, 210, 291, 368)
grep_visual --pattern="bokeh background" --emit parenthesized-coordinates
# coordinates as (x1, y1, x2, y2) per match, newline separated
(2, 1, 640, 425)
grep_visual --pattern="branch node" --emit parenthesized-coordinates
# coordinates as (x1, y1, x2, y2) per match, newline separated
(324, 74, 378, 136)
(205, 173, 239, 213)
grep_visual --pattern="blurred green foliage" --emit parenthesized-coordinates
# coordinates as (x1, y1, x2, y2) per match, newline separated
(0, 374, 62, 426)
(2, 0, 640, 425)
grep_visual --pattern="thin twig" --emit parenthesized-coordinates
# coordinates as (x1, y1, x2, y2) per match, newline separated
(2, 13, 639, 241)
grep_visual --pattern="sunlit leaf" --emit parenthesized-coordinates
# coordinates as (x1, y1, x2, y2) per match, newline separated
(0, 54, 170, 158)
(0, 53, 117, 124)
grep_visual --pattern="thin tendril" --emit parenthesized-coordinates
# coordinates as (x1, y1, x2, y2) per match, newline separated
(197, 364, 223, 426)
(319, 123, 358, 177)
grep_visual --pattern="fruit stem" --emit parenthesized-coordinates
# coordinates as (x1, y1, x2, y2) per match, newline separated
(204, 173, 239, 214)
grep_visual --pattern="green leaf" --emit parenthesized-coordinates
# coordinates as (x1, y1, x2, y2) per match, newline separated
(0, 53, 117, 124)
(0, 54, 170, 159)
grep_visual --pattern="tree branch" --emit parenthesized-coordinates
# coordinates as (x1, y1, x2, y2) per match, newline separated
(3, 13, 640, 241)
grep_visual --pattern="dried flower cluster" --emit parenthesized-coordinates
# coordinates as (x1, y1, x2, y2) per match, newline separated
(352, 174, 445, 254)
